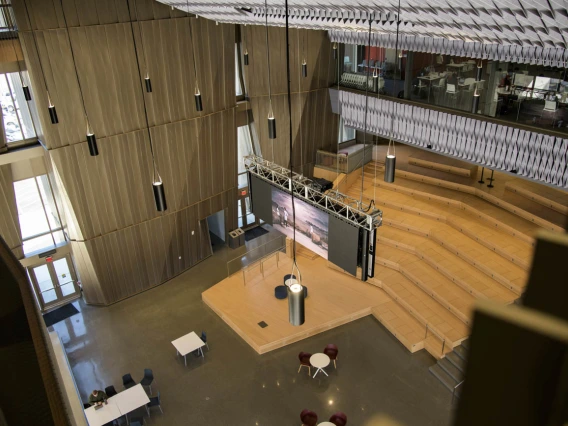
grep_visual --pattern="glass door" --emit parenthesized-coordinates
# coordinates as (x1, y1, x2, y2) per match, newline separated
(28, 254, 79, 312)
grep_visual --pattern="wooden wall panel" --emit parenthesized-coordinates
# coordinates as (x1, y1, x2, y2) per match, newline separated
(0, 164, 23, 258)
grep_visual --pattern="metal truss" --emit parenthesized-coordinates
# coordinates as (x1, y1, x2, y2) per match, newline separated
(244, 155, 382, 231)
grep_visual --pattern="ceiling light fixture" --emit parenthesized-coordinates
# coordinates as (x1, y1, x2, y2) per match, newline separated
(264, 0, 276, 142)
(285, 0, 304, 326)
(60, 0, 98, 155)
(22, 1, 58, 124)
(127, 0, 167, 212)
(187, 0, 203, 112)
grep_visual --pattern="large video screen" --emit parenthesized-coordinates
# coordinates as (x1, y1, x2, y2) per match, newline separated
(271, 187, 329, 259)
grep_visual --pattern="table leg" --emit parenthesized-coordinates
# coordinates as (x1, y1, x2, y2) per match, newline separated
(126, 413, 129, 425)
(184, 354, 187, 366)
(313, 368, 320, 378)
(200, 347, 204, 358)
(321, 368, 329, 377)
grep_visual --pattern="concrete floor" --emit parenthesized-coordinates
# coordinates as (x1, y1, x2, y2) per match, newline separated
(51, 231, 455, 426)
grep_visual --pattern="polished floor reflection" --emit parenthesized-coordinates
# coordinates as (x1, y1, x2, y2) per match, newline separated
(51, 233, 454, 426)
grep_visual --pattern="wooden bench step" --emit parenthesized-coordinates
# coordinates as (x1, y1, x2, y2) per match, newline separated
(371, 300, 426, 353)
(408, 157, 475, 178)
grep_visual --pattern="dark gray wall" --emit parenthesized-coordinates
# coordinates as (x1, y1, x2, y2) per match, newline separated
(328, 215, 359, 275)
(249, 174, 273, 225)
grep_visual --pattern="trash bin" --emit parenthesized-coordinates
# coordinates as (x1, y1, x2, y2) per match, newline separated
(228, 230, 240, 249)
(236, 228, 245, 246)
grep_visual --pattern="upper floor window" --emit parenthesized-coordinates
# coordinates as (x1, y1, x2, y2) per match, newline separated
(0, 72, 37, 143)
(14, 175, 65, 256)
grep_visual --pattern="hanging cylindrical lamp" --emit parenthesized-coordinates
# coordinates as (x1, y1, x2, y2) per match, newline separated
(384, 140, 396, 183)
(373, 66, 378, 78)
(301, 58, 307, 78)
(268, 102, 276, 139)
(244, 48, 249, 65)
(153, 173, 167, 212)
(23, 85, 32, 101)
(398, 50, 403, 58)
(476, 60, 483, 81)
(195, 86, 203, 111)
(332, 42, 338, 59)
(472, 87, 480, 114)
(145, 73, 152, 93)
(86, 123, 99, 156)
(287, 278, 305, 326)
(47, 92, 58, 124)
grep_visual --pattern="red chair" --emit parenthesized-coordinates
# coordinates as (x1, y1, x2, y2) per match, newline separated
(329, 412, 347, 426)
(300, 409, 318, 426)
(298, 352, 312, 375)
(324, 344, 339, 368)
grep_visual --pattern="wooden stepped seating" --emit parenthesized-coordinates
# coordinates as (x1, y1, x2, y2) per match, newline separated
(408, 156, 476, 178)
(375, 243, 476, 325)
(378, 226, 518, 304)
(505, 180, 568, 216)
(371, 300, 426, 353)
(364, 166, 562, 234)
(369, 265, 470, 348)
(347, 182, 533, 273)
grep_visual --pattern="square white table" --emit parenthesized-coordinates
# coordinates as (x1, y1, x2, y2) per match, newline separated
(112, 384, 150, 422)
(172, 331, 206, 366)
(84, 401, 122, 426)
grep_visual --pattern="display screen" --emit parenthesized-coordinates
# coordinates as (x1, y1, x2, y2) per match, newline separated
(271, 186, 329, 259)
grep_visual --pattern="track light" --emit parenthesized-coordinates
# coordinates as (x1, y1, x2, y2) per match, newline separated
(23, 85, 31, 101)
(268, 108, 276, 139)
(244, 49, 249, 65)
(145, 75, 152, 93)
(332, 42, 338, 59)
(195, 86, 203, 111)
(302, 58, 307, 77)
(153, 177, 167, 212)
(47, 92, 58, 124)
(287, 278, 305, 326)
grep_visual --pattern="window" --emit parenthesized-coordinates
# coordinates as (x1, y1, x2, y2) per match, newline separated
(237, 125, 254, 188)
(235, 44, 243, 97)
(338, 118, 356, 144)
(14, 175, 65, 255)
(0, 72, 37, 143)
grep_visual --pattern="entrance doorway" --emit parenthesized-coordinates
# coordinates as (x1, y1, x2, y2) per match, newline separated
(27, 254, 80, 312)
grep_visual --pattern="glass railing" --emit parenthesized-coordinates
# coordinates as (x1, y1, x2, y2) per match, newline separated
(226, 234, 287, 278)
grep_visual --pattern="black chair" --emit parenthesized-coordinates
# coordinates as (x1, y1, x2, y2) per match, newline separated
(129, 417, 145, 426)
(83, 402, 91, 409)
(122, 373, 136, 389)
(147, 391, 163, 416)
(201, 331, 209, 351)
(140, 369, 154, 395)
(274, 285, 287, 299)
(104, 385, 117, 397)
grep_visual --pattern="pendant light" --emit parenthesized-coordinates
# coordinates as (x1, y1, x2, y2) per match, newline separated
(302, 58, 307, 78)
(22, 1, 58, 125)
(60, 0, 99, 155)
(300, 29, 307, 78)
(332, 41, 338, 59)
(5, 10, 32, 102)
(145, 74, 152, 93)
(243, 25, 249, 65)
(187, 0, 203, 112)
(373, 65, 378, 78)
(384, 0, 401, 183)
(264, 0, 276, 140)
(285, 0, 304, 326)
(131, 0, 152, 94)
(127, 0, 167, 212)
(476, 59, 483, 81)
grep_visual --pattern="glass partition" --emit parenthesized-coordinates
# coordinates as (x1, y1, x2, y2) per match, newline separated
(339, 43, 568, 134)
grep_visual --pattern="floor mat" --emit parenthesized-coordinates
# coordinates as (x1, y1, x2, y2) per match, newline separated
(43, 303, 79, 327)
(244, 226, 269, 242)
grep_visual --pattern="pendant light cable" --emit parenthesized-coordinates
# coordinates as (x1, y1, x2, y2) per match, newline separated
(335, 33, 340, 194)
(5, 8, 25, 89)
(264, 0, 275, 162)
(59, 0, 92, 135)
(126, 0, 158, 181)
(297, 28, 303, 172)
(388, 0, 402, 159)
(131, 0, 149, 78)
(360, 13, 372, 205)
(186, 0, 200, 99)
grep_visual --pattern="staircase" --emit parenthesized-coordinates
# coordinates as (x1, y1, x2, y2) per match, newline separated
(429, 339, 468, 399)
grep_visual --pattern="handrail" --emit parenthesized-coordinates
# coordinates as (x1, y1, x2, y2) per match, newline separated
(226, 235, 287, 279)
(452, 380, 465, 404)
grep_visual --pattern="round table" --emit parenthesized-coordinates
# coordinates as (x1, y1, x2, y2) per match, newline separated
(310, 353, 330, 378)
(318, 423, 335, 426)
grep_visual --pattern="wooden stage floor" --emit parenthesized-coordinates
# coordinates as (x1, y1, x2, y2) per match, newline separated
(202, 253, 388, 354)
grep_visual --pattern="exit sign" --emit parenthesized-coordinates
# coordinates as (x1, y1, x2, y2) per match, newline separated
(46, 256, 53, 262)
(240, 189, 247, 196)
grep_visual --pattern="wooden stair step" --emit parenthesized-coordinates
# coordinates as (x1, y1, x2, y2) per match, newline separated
(373, 263, 469, 347)
(376, 243, 477, 325)
(371, 300, 426, 353)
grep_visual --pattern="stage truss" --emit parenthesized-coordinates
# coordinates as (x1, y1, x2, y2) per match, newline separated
(244, 155, 382, 231)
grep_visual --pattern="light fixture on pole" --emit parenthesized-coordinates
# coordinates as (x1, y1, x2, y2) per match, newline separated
(22, 1, 58, 124)
(264, 0, 276, 140)
(61, 0, 99, 155)
(127, 0, 167, 212)
(285, 0, 304, 326)
(187, 0, 203, 112)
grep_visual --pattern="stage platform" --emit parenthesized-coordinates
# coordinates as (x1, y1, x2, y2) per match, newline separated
(202, 253, 389, 354)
